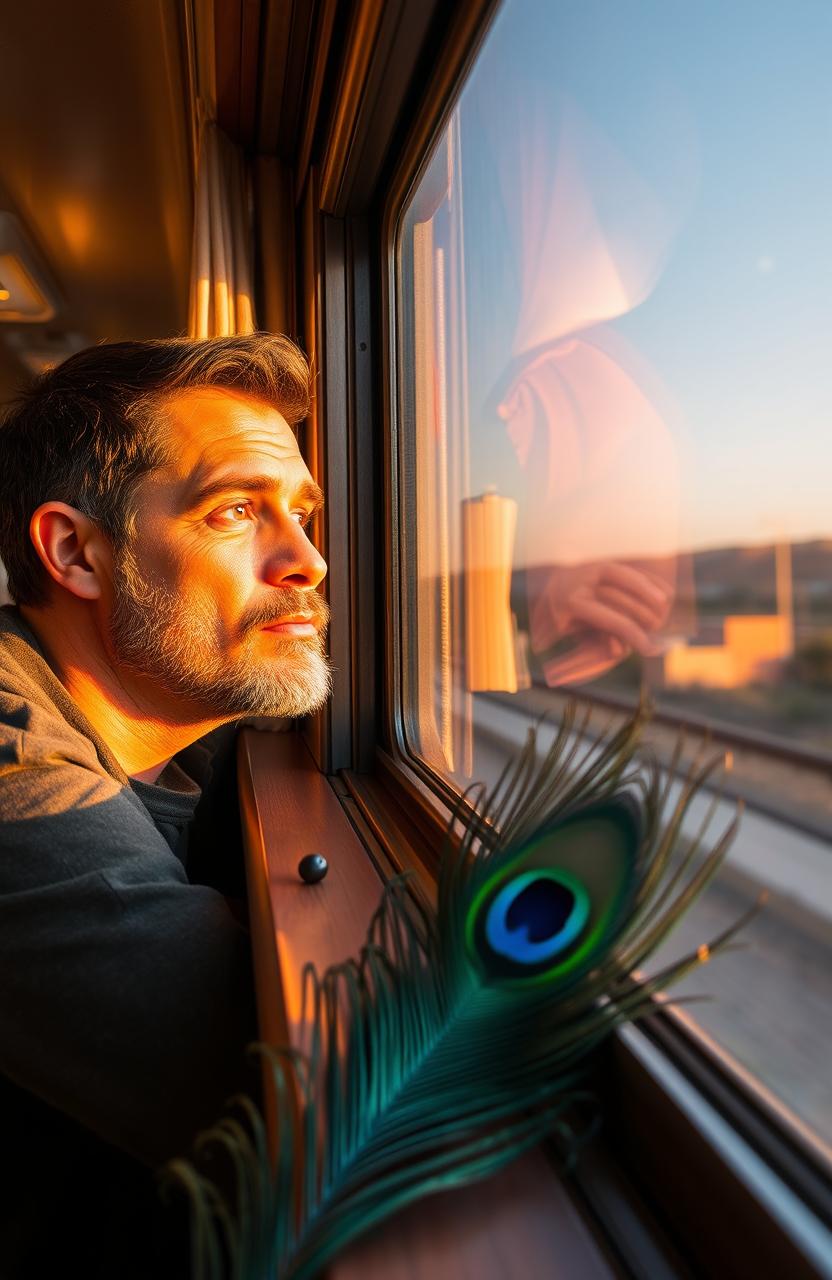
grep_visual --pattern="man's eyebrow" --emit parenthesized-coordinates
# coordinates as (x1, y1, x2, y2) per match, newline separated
(182, 474, 325, 514)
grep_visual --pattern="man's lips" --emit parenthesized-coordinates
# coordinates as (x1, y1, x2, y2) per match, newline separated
(261, 614, 320, 637)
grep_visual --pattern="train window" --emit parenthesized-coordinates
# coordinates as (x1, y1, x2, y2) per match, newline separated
(394, 0, 832, 1149)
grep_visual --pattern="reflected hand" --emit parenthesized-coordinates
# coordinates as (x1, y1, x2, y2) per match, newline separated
(528, 561, 673, 686)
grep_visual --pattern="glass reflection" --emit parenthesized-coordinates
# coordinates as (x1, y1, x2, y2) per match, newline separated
(399, 0, 832, 1146)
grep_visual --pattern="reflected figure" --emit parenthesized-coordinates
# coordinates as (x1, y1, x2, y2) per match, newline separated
(498, 335, 681, 686)
(480, 90, 693, 687)
(526, 559, 672, 686)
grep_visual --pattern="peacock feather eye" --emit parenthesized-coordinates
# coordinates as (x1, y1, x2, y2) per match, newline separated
(484, 870, 590, 964)
(465, 798, 641, 988)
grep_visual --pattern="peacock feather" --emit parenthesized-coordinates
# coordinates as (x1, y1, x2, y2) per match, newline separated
(162, 701, 752, 1280)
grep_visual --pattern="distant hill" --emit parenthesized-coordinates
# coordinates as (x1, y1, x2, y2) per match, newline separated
(690, 539, 832, 613)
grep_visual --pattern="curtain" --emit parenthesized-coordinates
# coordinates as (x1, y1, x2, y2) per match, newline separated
(188, 120, 256, 339)
(184, 0, 256, 339)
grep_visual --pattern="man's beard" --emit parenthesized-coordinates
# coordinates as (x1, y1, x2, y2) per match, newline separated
(108, 544, 332, 718)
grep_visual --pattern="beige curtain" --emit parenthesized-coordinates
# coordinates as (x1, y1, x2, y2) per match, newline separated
(188, 120, 257, 339)
(184, 0, 256, 339)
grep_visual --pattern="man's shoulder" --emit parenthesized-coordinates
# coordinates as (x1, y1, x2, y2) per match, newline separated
(0, 683, 106, 776)
(0, 682, 177, 886)
(0, 605, 124, 799)
(0, 605, 57, 708)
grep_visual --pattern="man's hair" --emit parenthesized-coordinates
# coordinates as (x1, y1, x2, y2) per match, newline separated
(0, 334, 312, 606)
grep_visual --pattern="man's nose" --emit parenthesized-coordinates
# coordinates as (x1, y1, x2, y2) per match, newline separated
(263, 519, 328, 590)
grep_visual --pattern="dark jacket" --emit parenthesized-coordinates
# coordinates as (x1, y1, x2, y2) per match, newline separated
(0, 605, 260, 1277)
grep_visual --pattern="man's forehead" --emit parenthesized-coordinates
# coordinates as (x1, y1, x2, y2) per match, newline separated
(158, 386, 306, 482)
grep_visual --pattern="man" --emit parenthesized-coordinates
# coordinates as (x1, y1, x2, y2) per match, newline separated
(0, 334, 331, 1276)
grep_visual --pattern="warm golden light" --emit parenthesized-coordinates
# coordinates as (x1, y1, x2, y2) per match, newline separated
(463, 491, 520, 694)
(697, 944, 711, 965)
(665, 615, 793, 689)
(0, 253, 55, 321)
(56, 201, 93, 257)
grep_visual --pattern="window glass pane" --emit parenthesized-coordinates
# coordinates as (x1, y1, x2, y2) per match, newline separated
(396, 0, 832, 1146)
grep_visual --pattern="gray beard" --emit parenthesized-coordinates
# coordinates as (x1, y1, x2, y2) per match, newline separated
(108, 545, 332, 718)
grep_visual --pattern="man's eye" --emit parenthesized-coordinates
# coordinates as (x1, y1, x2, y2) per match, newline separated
(211, 502, 255, 526)
(208, 503, 314, 529)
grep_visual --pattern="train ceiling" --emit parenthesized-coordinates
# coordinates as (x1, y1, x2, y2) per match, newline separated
(0, 0, 446, 402)
(0, 1, 196, 399)
(0, 0, 330, 403)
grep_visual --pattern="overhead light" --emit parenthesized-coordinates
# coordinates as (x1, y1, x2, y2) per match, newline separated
(0, 213, 59, 323)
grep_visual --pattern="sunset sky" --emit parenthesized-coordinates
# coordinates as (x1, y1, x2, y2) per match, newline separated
(449, 0, 832, 555)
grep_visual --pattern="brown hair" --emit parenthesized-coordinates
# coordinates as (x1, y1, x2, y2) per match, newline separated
(0, 333, 311, 606)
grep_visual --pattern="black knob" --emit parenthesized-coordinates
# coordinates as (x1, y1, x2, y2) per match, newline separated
(298, 853, 328, 884)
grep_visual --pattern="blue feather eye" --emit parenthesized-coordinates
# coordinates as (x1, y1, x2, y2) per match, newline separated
(485, 871, 590, 963)
(466, 799, 641, 988)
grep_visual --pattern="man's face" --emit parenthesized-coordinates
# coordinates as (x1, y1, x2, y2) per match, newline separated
(107, 387, 331, 719)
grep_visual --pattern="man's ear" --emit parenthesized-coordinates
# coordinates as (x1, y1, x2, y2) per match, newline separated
(28, 502, 113, 602)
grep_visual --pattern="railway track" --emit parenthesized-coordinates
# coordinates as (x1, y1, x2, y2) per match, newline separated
(482, 684, 832, 846)
(549, 682, 832, 773)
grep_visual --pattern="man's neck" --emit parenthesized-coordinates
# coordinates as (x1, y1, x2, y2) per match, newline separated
(20, 603, 229, 781)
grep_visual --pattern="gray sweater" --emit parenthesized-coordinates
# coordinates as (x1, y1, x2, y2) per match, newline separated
(0, 605, 260, 1274)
